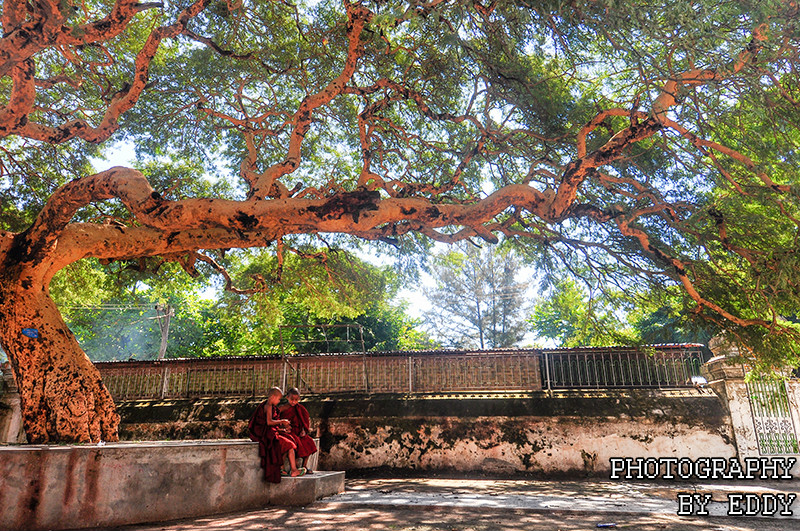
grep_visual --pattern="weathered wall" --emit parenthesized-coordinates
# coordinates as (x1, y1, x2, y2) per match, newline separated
(789, 381, 800, 478)
(0, 441, 344, 531)
(706, 375, 759, 459)
(116, 389, 737, 477)
(315, 391, 736, 476)
(320, 415, 734, 476)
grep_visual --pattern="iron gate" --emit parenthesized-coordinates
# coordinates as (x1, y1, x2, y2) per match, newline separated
(747, 378, 799, 455)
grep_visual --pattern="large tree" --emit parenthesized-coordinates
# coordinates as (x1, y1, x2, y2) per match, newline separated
(2, 0, 800, 442)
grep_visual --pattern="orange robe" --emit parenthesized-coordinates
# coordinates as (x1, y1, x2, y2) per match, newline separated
(247, 401, 281, 483)
(280, 403, 318, 459)
(248, 402, 296, 482)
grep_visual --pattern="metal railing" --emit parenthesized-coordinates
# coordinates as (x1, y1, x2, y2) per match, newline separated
(541, 345, 707, 389)
(92, 344, 707, 400)
(100, 358, 285, 400)
(99, 349, 544, 399)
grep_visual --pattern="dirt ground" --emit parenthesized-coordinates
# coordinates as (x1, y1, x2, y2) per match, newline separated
(104, 476, 800, 531)
(104, 503, 798, 531)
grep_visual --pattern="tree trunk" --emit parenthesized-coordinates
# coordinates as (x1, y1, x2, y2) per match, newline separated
(0, 252, 119, 444)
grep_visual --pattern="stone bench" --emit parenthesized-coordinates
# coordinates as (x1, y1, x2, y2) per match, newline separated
(281, 436, 320, 474)
(0, 439, 344, 531)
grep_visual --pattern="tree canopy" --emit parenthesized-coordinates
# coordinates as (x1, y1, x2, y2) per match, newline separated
(2, 0, 800, 442)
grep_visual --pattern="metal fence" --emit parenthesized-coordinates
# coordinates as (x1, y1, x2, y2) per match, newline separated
(100, 358, 285, 400)
(94, 344, 707, 400)
(541, 345, 707, 389)
(99, 349, 544, 399)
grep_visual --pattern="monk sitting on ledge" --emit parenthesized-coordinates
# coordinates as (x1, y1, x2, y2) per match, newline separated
(248, 387, 307, 482)
(279, 387, 318, 473)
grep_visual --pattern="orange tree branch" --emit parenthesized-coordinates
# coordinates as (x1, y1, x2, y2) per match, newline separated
(0, 60, 36, 136)
(548, 22, 772, 221)
(614, 216, 779, 329)
(8, 149, 551, 271)
(245, 3, 373, 198)
(1, 0, 211, 143)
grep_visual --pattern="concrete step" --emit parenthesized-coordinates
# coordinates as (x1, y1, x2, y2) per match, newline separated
(0, 440, 344, 531)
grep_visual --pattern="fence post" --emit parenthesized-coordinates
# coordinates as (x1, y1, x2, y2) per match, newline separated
(363, 354, 369, 394)
(281, 358, 288, 392)
(160, 365, 169, 400)
(408, 355, 413, 394)
(543, 351, 551, 392)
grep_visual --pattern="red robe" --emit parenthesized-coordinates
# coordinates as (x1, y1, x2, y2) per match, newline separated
(279, 403, 318, 459)
(248, 402, 297, 483)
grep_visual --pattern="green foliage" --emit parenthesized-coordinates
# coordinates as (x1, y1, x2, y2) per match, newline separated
(530, 280, 718, 348)
(0, 140, 99, 231)
(529, 279, 637, 347)
(222, 248, 435, 354)
(51, 258, 213, 360)
(50, 249, 429, 359)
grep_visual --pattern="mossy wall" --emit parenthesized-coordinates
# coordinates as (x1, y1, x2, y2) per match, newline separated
(116, 389, 737, 477)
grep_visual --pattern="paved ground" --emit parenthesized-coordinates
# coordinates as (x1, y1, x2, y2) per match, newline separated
(105, 475, 800, 531)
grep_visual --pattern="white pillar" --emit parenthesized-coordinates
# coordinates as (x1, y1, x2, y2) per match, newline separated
(784, 380, 800, 476)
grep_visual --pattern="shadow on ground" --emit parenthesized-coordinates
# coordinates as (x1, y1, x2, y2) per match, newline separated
(103, 476, 800, 531)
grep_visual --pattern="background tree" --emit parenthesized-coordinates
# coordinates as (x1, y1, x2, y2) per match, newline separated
(628, 288, 718, 346)
(211, 247, 434, 355)
(529, 279, 632, 348)
(49, 248, 429, 360)
(2, 0, 800, 442)
(529, 278, 715, 347)
(423, 244, 529, 349)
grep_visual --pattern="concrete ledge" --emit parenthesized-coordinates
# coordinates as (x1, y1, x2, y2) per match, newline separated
(0, 440, 344, 531)
(116, 389, 731, 435)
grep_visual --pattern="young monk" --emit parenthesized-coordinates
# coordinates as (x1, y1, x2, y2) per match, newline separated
(248, 387, 307, 482)
(279, 387, 318, 472)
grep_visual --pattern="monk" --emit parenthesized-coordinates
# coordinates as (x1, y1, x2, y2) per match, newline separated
(248, 387, 307, 482)
(279, 387, 318, 472)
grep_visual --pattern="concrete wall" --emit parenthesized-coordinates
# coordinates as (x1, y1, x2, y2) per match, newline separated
(0, 440, 344, 531)
(315, 390, 736, 476)
(116, 389, 738, 477)
(320, 415, 734, 476)
(708, 379, 760, 458)
(779, 379, 800, 478)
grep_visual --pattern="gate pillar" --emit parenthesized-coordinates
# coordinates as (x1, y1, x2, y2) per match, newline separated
(702, 337, 799, 477)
